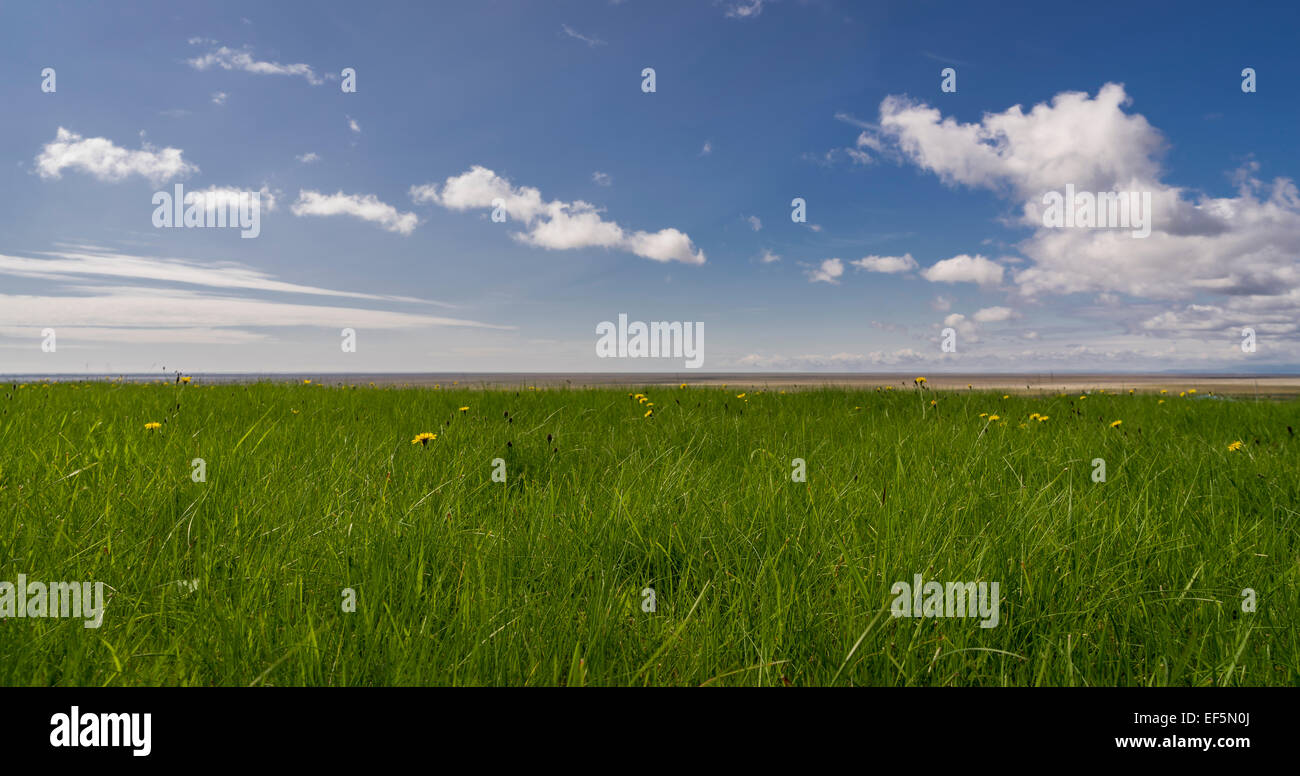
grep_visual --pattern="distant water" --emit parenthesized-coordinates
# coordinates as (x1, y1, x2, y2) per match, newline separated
(3, 371, 1299, 396)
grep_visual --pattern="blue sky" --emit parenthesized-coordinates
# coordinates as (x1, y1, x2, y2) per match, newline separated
(2, 0, 1298, 374)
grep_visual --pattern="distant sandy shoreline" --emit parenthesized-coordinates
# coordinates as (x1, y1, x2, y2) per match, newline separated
(7, 372, 1300, 397)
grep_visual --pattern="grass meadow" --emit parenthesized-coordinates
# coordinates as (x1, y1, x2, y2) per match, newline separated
(1, 379, 1296, 686)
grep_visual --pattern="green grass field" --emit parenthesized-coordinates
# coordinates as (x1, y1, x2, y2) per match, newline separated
(1, 380, 1296, 686)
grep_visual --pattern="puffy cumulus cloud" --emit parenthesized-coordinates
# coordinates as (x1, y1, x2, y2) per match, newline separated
(411, 166, 706, 265)
(877, 83, 1163, 200)
(868, 83, 1300, 337)
(941, 312, 980, 343)
(807, 258, 844, 284)
(291, 190, 419, 235)
(35, 128, 198, 184)
(186, 185, 278, 214)
(851, 253, 917, 274)
(1013, 174, 1300, 300)
(972, 306, 1018, 323)
(186, 45, 323, 85)
(921, 254, 1004, 286)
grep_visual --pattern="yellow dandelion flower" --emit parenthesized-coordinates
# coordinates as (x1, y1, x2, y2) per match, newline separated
(1179, 391, 1186, 397)
(411, 432, 437, 446)
(1160, 389, 1168, 394)
(680, 383, 687, 389)
(1188, 389, 1198, 394)
(458, 406, 470, 412)
(638, 396, 648, 404)
(1227, 440, 1243, 452)
(291, 409, 299, 415)
(646, 402, 654, 407)
(144, 422, 162, 431)
(930, 399, 937, 406)
(644, 409, 653, 418)
(1002, 394, 1010, 399)
(736, 393, 746, 399)
(1029, 413, 1040, 420)
(180, 376, 191, 383)
(1037, 415, 1049, 422)
(915, 377, 927, 384)
(978, 412, 988, 418)
(1018, 423, 1028, 428)
(1158, 399, 1165, 404)
(1079, 395, 1086, 400)
(988, 414, 1000, 421)
(1110, 420, 1123, 428)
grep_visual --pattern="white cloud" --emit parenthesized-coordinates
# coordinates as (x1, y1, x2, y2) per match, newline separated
(296, 152, 320, 164)
(872, 83, 1300, 335)
(759, 249, 781, 264)
(184, 185, 278, 214)
(921, 254, 1004, 286)
(0, 244, 505, 351)
(291, 190, 419, 235)
(0, 289, 505, 333)
(851, 253, 917, 274)
(35, 128, 198, 184)
(808, 258, 844, 284)
(561, 24, 606, 47)
(211, 91, 228, 105)
(347, 116, 361, 134)
(187, 45, 323, 85)
(941, 312, 980, 342)
(0, 248, 446, 304)
(700, 141, 713, 156)
(724, 0, 765, 19)
(411, 166, 706, 264)
(972, 306, 1018, 323)
(746, 215, 762, 231)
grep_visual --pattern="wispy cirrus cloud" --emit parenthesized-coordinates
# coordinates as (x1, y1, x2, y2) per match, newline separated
(186, 44, 323, 85)
(0, 246, 505, 347)
(0, 248, 444, 305)
(561, 24, 606, 47)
